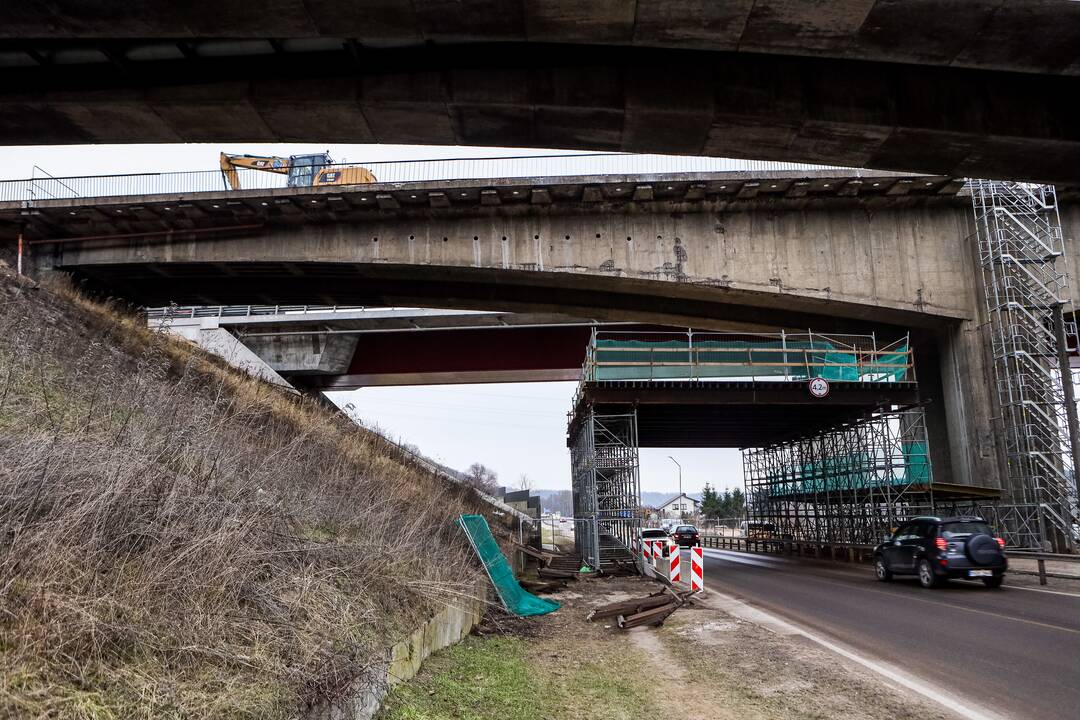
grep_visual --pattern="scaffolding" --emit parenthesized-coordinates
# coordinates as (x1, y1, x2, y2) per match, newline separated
(569, 412, 642, 569)
(971, 180, 1079, 550)
(581, 329, 915, 384)
(742, 410, 932, 546)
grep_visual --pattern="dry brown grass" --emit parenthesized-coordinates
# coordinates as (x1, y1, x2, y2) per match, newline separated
(0, 270, 496, 719)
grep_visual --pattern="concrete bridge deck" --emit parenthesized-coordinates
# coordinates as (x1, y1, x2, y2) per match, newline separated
(2, 2, 1080, 181)
(9, 168, 982, 330)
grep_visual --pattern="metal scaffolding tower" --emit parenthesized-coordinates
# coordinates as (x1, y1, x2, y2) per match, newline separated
(971, 180, 1079, 550)
(742, 410, 932, 546)
(569, 412, 642, 569)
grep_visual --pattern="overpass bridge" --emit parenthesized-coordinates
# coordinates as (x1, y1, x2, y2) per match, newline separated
(152, 304, 630, 388)
(8, 159, 1080, 552)
(1, 2, 1080, 182)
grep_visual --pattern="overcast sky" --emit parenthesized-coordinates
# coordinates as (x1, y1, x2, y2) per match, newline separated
(1, 141, 747, 494)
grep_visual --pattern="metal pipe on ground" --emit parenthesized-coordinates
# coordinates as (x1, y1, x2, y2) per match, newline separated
(587, 594, 675, 621)
(617, 603, 678, 629)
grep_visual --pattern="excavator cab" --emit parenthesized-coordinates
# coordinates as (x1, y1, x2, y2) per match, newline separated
(287, 153, 331, 188)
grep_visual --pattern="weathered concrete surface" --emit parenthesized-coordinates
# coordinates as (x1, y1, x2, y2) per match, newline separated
(166, 323, 297, 392)
(3, 1, 1079, 73)
(308, 578, 487, 720)
(50, 196, 981, 329)
(2, 1, 1080, 180)
(934, 321, 1002, 494)
(240, 333, 358, 375)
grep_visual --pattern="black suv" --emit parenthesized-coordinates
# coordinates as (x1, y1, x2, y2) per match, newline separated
(873, 516, 1007, 589)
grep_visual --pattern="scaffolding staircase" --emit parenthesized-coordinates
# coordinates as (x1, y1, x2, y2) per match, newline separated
(972, 180, 1079, 549)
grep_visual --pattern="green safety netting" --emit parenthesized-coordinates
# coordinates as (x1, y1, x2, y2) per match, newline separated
(760, 442, 931, 497)
(457, 514, 560, 617)
(593, 338, 909, 383)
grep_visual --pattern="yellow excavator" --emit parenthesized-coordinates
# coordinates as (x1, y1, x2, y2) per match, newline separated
(219, 151, 376, 190)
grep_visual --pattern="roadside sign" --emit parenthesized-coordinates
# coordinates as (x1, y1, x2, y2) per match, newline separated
(668, 540, 681, 583)
(691, 547, 704, 592)
(808, 377, 830, 398)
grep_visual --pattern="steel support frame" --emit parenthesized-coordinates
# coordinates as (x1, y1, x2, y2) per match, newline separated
(971, 179, 1079, 550)
(742, 409, 932, 546)
(569, 411, 642, 569)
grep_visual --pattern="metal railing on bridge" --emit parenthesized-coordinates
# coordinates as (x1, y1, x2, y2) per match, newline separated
(146, 304, 370, 320)
(1, 153, 856, 204)
(580, 329, 914, 384)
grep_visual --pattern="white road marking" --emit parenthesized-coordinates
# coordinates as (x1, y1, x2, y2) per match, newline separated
(990, 584, 1080, 599)
(704, 590, 1006, 720)
(699, 548, 792, 568)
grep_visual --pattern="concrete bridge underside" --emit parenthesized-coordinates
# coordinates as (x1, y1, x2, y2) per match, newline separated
(22, 171, 1054, 500)
(2, 2, 1080, 181)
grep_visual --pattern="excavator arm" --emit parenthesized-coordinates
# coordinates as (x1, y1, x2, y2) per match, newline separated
(219, 151, 375, 189)
(219, 152, 290, 190)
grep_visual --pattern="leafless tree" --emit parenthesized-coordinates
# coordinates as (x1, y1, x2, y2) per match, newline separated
(465, 462, 499, 494)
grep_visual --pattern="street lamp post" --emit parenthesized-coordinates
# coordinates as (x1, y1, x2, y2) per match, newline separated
(668, 456, 682, 511)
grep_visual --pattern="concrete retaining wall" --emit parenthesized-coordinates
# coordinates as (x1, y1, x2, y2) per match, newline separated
(306, 579, 489, 720)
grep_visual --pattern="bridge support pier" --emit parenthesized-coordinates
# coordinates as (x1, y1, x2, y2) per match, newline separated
(936, 321, 1006, 497)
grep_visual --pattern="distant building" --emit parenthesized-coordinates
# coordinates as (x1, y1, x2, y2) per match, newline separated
(656, 493, 700, 519)
(502, 489, 541, 520)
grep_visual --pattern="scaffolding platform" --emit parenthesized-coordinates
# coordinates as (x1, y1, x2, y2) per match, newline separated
(567, 330, 922, 566)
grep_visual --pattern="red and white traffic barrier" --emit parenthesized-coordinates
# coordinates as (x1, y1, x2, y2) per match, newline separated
(690, 546, 704, 593)
(668, 540, 681, 583)
(652, 540, 664, 570)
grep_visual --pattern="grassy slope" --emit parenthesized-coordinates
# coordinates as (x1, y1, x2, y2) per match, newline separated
(0, 271, 497, 719)
(380, 636, 652, 720)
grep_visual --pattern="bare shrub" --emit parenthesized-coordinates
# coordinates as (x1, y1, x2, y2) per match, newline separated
(0, 272, 497, 719)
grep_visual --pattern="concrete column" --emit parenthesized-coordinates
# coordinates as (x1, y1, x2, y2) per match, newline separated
(916, 341, 955, 487)
(937, 321, 1007, 494)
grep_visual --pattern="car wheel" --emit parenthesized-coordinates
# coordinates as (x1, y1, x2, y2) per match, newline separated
(918, 559, 939, 588)
(982, 575, 1004, 589)
(874, 556, 892, 582)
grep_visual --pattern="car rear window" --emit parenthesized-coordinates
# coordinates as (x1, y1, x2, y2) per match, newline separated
(642, 530, 668, 538)
(940, 521, 993, 538)
(676, 526, 697, 533)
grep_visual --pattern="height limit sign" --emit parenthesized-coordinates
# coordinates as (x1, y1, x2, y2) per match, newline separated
(808, 377, 830, 398)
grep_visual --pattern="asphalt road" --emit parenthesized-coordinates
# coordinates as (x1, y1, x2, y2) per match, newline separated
(697, 548, 1080, 720)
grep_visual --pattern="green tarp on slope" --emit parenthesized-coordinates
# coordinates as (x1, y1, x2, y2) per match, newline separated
(458, 514, 560, 617)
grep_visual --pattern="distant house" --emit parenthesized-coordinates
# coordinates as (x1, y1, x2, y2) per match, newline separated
(657, 493, 700, 519)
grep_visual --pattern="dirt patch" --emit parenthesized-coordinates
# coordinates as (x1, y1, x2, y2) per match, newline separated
(658, 601, 959, 720)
